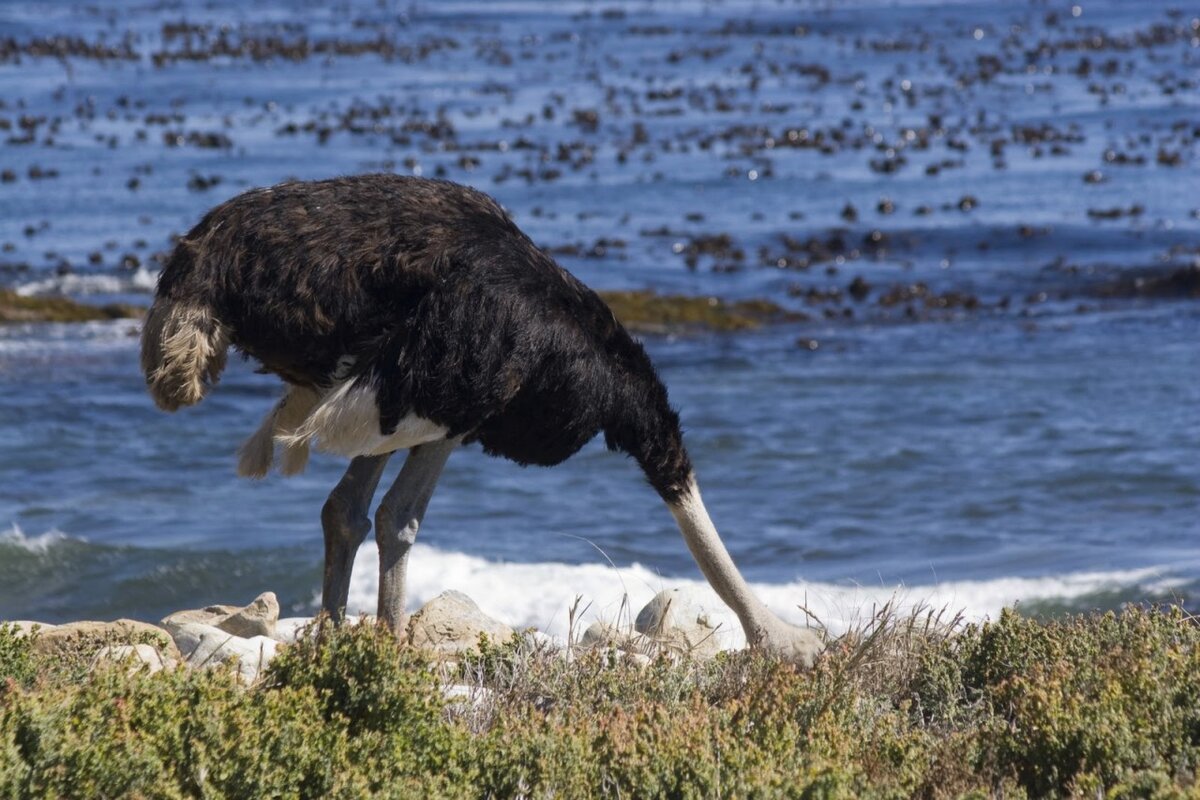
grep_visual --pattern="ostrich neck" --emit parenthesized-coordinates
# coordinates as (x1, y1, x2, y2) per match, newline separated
(666, 475, 775, 642)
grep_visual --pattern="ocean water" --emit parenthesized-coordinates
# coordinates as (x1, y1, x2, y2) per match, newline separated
(0, 0, 1197, 640)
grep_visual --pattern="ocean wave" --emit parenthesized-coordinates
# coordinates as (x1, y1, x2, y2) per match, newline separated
(14, 267, 158, 297)
(0, 317, 140, 356)
(343, 543, 1179, 646)
(0, 524, 75, 555)
(0, 525, 1182, 639)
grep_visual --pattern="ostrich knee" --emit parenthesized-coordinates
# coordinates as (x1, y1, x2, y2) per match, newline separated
(375, 503, 419, 633)
(372, 439, 456, 635)
(319, 454, 391, 621)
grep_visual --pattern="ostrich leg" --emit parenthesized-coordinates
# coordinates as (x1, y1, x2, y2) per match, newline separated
(374, 438, 458, 633)
(321, 454, 391, 620)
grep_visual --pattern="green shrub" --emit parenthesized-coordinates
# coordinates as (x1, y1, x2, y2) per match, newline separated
(1, 607, 1199, 798)
(913, 606, 1200, 797)
(264, 620, 472, 794)
(0, 624, 36, 690)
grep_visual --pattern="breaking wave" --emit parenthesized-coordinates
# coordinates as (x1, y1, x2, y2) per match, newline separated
(0, 526, 1185, 640)
(13, 267, 158, 297)
(0, 524, 74, 554)
(344, 543, 1183, 647)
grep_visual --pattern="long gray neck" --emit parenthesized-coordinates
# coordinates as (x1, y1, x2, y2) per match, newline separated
(666, 474, 775, 645)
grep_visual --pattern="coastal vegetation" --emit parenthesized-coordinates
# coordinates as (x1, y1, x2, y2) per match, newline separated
(3, 604, 1199, 798)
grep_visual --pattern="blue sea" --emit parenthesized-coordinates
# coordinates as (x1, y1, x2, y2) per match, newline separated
(1, 0, 1197, 641)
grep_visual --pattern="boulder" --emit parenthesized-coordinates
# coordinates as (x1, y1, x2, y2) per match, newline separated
(90, 643, 172, 675)
(579, 620, 621, 650)
(578, 620, 653, 655)
(442, 683, 494, 705)
(407, 591, 514, 656)
(30, 619, 179, 661)
(170, 622, 278, 684)
(4, 621, 57, 637)
(634, 589, 722, 659)
(161, 592, 279, 640)
(273, 617, 315, 643)
(523, 629, 559, 651)
(440, 683, 494, 722)
(217, 592, 279, 639)
(619, 651, 652, 669)
(160, 605, 238, 629)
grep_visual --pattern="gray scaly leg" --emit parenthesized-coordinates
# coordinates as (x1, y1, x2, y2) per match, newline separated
(321, 454, 391, 621)
(375, 438, 458, 634)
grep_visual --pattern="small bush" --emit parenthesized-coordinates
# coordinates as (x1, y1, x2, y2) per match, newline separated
(1, 606, 1198, 798)
(0, 624, 37, 689)
(913, 607, 1200, 797)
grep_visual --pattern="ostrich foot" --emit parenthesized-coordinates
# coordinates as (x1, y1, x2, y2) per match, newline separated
(751, 616, 825, 668)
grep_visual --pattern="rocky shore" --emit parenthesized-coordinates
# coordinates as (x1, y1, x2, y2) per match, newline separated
(7, 586, 741, 687)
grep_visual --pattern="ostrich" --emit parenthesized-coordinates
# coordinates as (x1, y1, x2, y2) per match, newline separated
(141, 175, 823, 665)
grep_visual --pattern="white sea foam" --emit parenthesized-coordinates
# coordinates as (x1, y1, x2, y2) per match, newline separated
(14, 267, 158, 297)
(343, 543, 1175, 647)
(0, 524, 73, 554)
(0, 318, 139, 356)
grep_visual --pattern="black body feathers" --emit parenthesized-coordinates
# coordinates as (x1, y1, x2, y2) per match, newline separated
(150, 175, 693, 500)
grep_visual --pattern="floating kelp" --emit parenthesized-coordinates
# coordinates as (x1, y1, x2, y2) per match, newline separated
(0, 290, 142, 324)
(598, 290, 796, 333)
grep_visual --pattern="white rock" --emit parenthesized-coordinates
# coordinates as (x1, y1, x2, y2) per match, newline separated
(525, 629, 558, 649)
(634, 588, 723, 659)
(579, 620, 621, 650)
(273, 617, 315, 642)
(407, 590, 514, 656)
(217, 592, 279, 639)
(620, 651, 652, 669)
(441, 684, 494, 720)
(442, 683, 494, 704)
(160, 605, 237, 629)
(29, 619, 179, 660)
(521, 629, 565, 658)
(91, 644, 171, 675)
(4, 621, 57, 637)
(578, 621, 653, 654)
(170, 622, 278, 683)
(162, 593, 279, 640)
